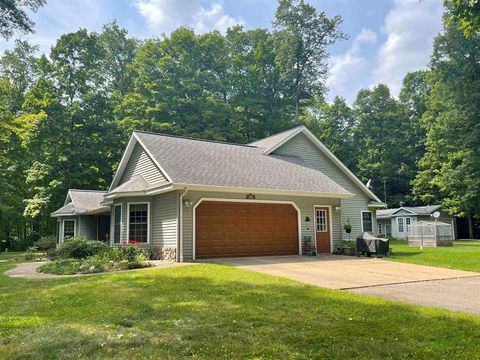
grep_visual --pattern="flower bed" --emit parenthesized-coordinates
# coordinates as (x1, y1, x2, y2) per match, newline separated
(37, 237, 150, 275)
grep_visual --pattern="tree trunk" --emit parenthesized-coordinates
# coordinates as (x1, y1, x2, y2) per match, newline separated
(294, 92, 299, 122)
(468, 212, 475, 239)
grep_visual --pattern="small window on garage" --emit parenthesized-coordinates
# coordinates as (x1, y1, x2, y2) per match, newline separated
(361, 211, 372, 232)
(63, 220, 75, 239)
(315, 209, 327, 232)
(128, 203, 149, 243)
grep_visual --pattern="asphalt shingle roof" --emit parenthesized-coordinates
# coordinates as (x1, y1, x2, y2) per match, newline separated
(52, 190, 109, 216)
(377, 205, 443, 219)
(248, 126, 301, 151)
(135, 131, 351, 196)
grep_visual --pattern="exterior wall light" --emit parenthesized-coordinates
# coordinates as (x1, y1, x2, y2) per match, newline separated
(334, 206, 341, 212)
(183, 200, 193, 207)
(246, 193, 256, 200)
(305, 216, 311, 222)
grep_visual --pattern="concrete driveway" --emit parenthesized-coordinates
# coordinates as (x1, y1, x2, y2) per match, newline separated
(207, 255, 480, 314)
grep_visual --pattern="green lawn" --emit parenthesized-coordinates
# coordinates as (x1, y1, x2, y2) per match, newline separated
(388, 240, 480, 272)
(0, 251, 44, 262)
(1, 263, 480, 359)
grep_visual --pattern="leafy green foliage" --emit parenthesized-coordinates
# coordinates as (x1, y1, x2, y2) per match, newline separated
(445, 0, 480, 36)
(34, 235, 56, 250)
(38, 244, 149, 274)
(273, 0, 346, 120)
(0, 0, 46, 39)
(55, 236, 107, 259)
(413, 22, 480, 222)
(0, 1, 478, 243)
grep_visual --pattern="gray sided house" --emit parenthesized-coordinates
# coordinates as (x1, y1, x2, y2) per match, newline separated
(51, 190, 111, 243)
(52, 126, 384, 261)
(376, 206, 457, 240)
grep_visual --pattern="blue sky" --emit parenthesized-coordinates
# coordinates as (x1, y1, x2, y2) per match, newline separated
(0, 0, 443, 103)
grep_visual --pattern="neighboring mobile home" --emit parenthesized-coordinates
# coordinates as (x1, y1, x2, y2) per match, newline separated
(52, 126, 385, 261)
(376, 205, 457, 240)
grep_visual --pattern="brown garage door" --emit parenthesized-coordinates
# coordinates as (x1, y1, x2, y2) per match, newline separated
(195, 201, 298, 259)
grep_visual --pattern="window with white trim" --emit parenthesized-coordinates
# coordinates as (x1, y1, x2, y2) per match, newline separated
(128, 203, 149, 243)
(315, 209, 327, 232)
(406, 217, 411, 232)
(63, 220, 75, 239)
(362, 211, 372, 232)
(398, 217, 404, 233)
(114, 204, 122, 243)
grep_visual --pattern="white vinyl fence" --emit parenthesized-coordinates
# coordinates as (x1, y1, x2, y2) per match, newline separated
(408, 221, 453, 248)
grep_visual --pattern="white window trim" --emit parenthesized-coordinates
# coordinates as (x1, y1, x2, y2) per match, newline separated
(397, 217, 405, 233)
(113, 204, 122, 244)
(315, 208, 328, 233)
(62, 219, 76, 242)
(361, 210, 373, 233)
(192, 198, 303, 260)
(313, 205, 333, 254)
(127, 202, 151, 244)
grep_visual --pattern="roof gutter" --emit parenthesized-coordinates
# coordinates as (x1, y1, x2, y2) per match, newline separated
(100, 185, 175, 205)
(171, 183, 354, 199)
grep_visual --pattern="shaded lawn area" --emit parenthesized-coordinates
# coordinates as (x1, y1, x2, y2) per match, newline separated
(388, 240, 480, 272)
(0, 251, 44, 262)
(1, 263, 480, 359)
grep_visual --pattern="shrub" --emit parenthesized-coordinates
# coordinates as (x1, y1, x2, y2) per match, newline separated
(96, 245, 149, 268)
(37, 259, 82, 275)
(24, 246, 39, 261)
(35, 236, 57, 250)
(38, 244, 150, 275)
(56, 237, 107, 259)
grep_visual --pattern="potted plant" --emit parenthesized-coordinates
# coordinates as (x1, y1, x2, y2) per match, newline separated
(303, 236, 312, 253)
(342, 240, 356, 256)
(343, 220, 352, 234)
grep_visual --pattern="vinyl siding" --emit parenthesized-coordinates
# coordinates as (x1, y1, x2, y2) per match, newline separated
(181, 190, 341, 260)
(110, 196, 153, 248)
(110, 192, 179, 248)
(118, 142, 169, 187)
(78, 215, 97, 240)
(272, 132, 377, 241)
(152, 191, 178, 247)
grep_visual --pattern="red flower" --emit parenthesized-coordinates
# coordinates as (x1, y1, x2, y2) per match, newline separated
(129, 240, 139, 244)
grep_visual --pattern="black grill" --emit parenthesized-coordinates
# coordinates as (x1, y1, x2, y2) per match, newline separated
(356, 232, 389, 257)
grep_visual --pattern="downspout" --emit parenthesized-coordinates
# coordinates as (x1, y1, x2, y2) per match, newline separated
(178, 188, 188, 262)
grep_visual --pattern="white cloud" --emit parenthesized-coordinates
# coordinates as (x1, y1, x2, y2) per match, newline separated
(371, 0, 443, 96)
(135, 0, 243, 34)
(327, 28, 377, 102)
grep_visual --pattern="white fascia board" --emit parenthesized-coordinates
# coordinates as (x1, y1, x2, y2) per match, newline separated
(102, 185, 175, 203)
(108, 133, 138, 191)
(51, 212, 77, 218)
(171, 183, 354, 199)
(264, 126, 382, 203)
(390, 207, 417, 216)
(368, 202, 387, 208)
